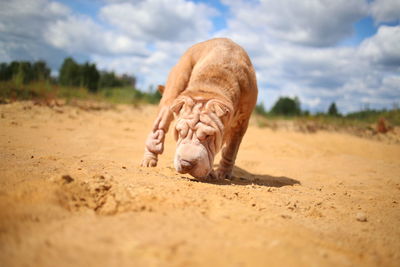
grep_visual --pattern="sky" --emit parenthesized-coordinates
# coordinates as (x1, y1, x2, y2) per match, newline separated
(0, 0, 399, 113)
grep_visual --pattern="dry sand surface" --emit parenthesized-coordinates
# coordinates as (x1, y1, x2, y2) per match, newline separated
(1, 101, 400, 267)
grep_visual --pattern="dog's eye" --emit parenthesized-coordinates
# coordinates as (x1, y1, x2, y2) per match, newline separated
(197, 130, 212, 141)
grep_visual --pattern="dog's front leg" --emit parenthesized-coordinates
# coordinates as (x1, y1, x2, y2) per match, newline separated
(141, 106, 173, 167)
(216, 118, 250, 179)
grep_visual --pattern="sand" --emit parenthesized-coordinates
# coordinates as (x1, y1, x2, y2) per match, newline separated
(0, 101, 399, 267)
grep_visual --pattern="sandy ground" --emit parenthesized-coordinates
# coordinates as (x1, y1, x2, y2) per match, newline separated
(0, 101, 399, 267)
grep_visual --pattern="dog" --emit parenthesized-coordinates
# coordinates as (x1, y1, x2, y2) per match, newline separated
(141, 38, 258, 180)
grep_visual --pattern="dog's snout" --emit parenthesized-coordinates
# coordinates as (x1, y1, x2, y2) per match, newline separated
(180, 159, 196, 172)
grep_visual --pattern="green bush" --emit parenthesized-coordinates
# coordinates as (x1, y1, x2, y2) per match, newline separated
(270, 96, 301, 116)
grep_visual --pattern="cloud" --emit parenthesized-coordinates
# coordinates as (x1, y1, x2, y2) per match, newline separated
(0, 0, 70, 68)
(99, 0, 217, 42)
(44, 15, 149, 56)
(43, 0, 219, 88)
(214, 1, 400, 113)
(359, 25, 400, 68)
(92, 40, 197, 90)
(370, 0, 400, 23)
(221, 0, 368, 47)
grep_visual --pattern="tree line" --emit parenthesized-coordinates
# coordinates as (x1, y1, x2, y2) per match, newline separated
(0, 57, 136, 93)
(255, 96, 340, 117)
(0, 61, 51, 84)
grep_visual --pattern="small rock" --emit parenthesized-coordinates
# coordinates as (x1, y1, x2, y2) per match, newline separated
(356, 212, 367, 222)
(62, 175, 74, 184)
(281, 214, 292, 219)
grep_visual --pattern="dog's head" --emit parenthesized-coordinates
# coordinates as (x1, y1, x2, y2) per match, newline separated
(171, 96, 232, 179)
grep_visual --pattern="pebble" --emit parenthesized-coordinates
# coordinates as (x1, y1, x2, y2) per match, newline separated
(356, 212, 367, 222)
(281, 214, 292, 219)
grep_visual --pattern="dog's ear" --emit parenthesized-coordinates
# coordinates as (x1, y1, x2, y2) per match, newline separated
(170, 96, 194, 115)
(157, 85, 165, 95)
(205, 99, 233, 119)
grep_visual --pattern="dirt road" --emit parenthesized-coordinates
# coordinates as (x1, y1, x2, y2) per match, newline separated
(1, 101, 399, 267)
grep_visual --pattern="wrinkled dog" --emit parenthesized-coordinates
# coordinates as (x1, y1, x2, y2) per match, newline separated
(141, 38, 258, 180)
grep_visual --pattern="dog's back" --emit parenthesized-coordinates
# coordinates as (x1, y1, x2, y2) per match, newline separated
(179, 38, 257, 111)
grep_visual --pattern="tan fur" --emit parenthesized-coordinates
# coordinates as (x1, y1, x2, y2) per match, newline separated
(141, 38, 258, 179)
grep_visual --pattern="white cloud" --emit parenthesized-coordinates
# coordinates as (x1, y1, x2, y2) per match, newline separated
(0, 0, 70, 16)
(214, 1, 400, 113)
(221, 0, 368, 47)
(53, 0, 220, 89)
(359, 26, 400, 68)
(0, 0, 71, 67)
(99, 0, 217, 42)
(93, 40, 196, 90)
(370, 0, 400, 23)
(44, 15, 149, 56)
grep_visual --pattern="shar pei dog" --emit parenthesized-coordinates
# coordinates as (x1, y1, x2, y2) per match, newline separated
(141, 38, 258, 180)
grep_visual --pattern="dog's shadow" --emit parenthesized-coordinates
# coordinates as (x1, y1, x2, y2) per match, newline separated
(191, 165, 300, 187)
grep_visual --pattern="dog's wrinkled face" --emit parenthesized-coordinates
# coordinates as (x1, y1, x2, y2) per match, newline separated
(171, 97, 231, 179)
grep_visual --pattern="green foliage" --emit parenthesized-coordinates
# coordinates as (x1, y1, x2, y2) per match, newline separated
(32, 61, 51, 81)
(270, 96, 301, 116)
(0, 63, 12, 81)
(0, 80, 58, 102)
(59, 57, 80, 86)
(328, 102, 340, 116)
(0, 60, 51, 84)
(0, 79, 162, 107)
(254, 102, 268, 116)
(346, 109, 400, 126)
(0, 58, 162, 106)
(99, 71, 136, 89)
(59, 58, 100, 92)
(93, 86, 161, 104)
(80, 63, 100, 93)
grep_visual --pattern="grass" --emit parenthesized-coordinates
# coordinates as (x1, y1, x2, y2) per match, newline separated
(0, 80, 161, 105)
(253, 105, 400, 139)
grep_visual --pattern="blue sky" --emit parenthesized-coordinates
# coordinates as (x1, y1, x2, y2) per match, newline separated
(1, 0, 399, 113)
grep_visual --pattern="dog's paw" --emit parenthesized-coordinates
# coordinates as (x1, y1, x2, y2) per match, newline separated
(205, 169, 218, 180)
(215, 167, 233, 180)
(141, 157, 157, 167)
(141, 150, 158, 167)
(205, 168, 232, 181)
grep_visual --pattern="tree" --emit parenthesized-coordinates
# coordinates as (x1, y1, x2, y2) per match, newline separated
(254, 102, 268, 116)
(99, 71, 125, 88)
(270, 96, 301, 116)
(0, 60, 51, 83)
(80, 63, 100, 92)
(120, 74, 136, 88)
(59, 57, 81, 87)
(32, 60, 51, 81)
(0, 63, 12, 81)
(59, 57, 100, 92)
(328, 102, 339, 116)
(14, 61, 34, 84)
